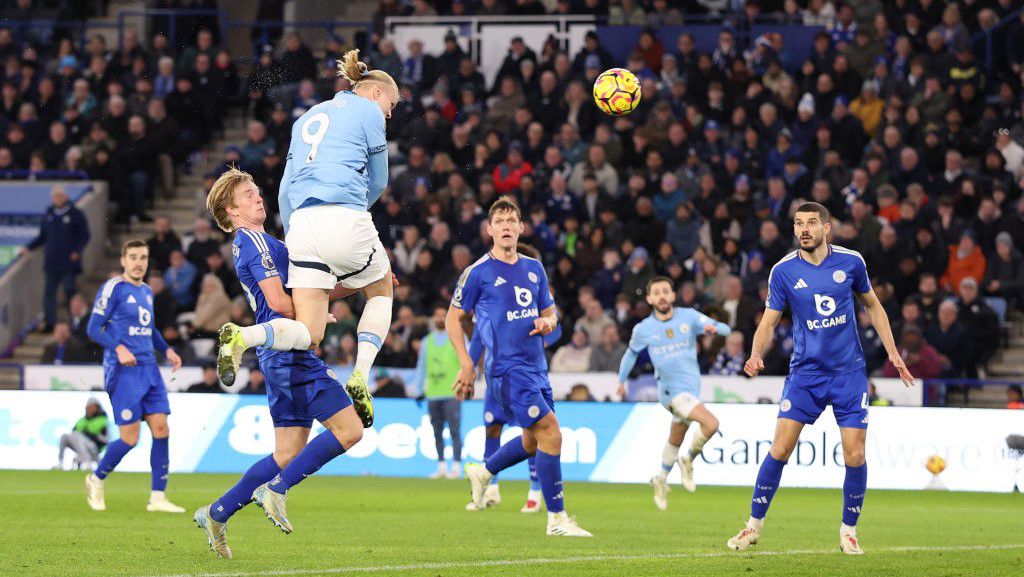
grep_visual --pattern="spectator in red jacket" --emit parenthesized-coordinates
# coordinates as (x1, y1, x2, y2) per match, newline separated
(492, 140, 532, 194)
(884, 325, 943, 379)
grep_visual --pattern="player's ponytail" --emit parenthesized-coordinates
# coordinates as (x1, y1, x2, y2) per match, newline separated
(338, 49, 369, 84)
(337, 48, 399, 95)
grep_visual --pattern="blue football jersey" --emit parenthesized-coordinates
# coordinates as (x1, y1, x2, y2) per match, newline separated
(626, 307, 731, 398)
(232, 227, 304, 364)
(765, 245, 871, 375)
(90, 277, 159, 365)
(233, 227, 289, 326)
(282, 91, 387, 214)
(452, 254, 555, 377)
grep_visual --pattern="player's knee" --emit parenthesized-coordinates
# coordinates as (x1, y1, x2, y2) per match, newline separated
(844, 448, 865, 467)
(120, 433, 139, 447)
(485, 424, 503, 438)
(705, 416, 720, 436)
(274, 448, 300, 468)
(334, 425, 363, 449)
(769, 443, 794, 461)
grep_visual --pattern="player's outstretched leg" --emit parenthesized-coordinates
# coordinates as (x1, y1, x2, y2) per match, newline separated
(518, 413, 590, 537)
(729, 418, 803, 551)
(218, 319, 311, 386)
(196, 454, 282, 556)
(346, 284, 393, 427)
(840, 427, 868, 554)
(678, 405, 719, 493)
(651, 440, 679, 511)
(467, 424, 504, 511)
(194, 505, 232, 559)
(144, 416, 184, 513)
(86, 423, 140, 511)
(254, 405, 362, 533)
(466, 434, 530, 509)
(521, 456, 542, 513)
(840, 463, 866, 554)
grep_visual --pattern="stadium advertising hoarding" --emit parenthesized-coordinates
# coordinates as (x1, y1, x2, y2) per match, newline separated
(21, 365, 923, 406)
(2, 391, 1018, 492)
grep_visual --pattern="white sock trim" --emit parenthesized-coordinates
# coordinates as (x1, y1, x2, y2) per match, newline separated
(354, 296, 392, 375)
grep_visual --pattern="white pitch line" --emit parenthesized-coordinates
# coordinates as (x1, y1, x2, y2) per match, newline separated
(139, 543, 1024, 577)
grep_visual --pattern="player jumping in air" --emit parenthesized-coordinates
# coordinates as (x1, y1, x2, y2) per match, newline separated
(194, 169, 367, 558)
(217, 50, 399, 429)
(726, 202, 915, 555)
(465, 244, 561, 513)
(447, 197, 591, 537)
(84, 240, 184, 513)
(617, 277, 731, 509)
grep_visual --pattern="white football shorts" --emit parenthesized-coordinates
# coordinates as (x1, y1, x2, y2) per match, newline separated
(285, 204, 390, 291)
(664, 392, 702, 423)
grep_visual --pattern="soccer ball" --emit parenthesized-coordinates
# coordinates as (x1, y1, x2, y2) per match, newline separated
(593, 68, 641, 116)
(926, 455, 946, 475)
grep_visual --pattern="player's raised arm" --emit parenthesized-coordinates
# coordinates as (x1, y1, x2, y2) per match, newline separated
(745, 308, 781, 378)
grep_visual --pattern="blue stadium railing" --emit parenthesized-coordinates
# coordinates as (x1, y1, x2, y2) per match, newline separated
(4, 6, 1022, 79)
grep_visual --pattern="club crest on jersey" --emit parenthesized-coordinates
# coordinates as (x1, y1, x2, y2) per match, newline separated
(121, 409, 133, 421)
(232, 244, 240, 258)
(484, 411, 494, 424)
(528, 271, 538, 284)
(780, 399, 792, 412)
(666, 328, 675, 339)
(527, 405, 541, 419)
(814, 293, 837, 316)
(833, 270, 847, 283)
(680, 324, 690, 334)
(262, 252, 276, 271)
(514, 286, 532, 307)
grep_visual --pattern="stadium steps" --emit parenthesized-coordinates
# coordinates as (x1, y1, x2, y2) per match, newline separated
(4, 117, 248, 379)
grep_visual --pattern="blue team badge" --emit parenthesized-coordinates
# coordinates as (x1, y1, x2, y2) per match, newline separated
(262, 253, 276, 271)
(833, 270, 847, 283)
(780, 399, 791, 412)
(666, 328, 675, 339)
(147, 295, 153, 305)
(527, 405, 540, 419)
(232, 244, 240, 258)
(96, 297, 108, 310)
(121, 409, 133, 421)
(528, 271, 538, 284)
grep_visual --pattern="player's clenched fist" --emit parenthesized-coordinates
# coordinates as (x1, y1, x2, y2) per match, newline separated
(744, 355, 764, 377)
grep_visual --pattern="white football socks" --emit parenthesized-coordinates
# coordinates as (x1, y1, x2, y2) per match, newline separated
(687, 430, 710, 459)
(354, 296, 393, 375)
(241, 318, 312, 351)
(659, 442, 681, 477)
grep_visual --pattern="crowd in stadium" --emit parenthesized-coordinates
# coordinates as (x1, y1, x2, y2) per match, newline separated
(5, 1, 1024, 397)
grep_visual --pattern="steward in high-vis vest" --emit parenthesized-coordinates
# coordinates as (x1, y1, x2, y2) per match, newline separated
(414, 304, 464, 479)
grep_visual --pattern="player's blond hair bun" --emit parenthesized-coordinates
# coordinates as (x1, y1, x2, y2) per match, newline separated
(337, 49, 398, 94)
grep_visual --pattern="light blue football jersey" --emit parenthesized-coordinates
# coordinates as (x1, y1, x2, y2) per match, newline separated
(765, 245, 871, 375)
(623, 307, 731, 401)
(280, 91, 388, 228)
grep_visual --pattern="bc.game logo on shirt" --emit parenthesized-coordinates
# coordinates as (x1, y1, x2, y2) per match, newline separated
(807, 293, 847, 330)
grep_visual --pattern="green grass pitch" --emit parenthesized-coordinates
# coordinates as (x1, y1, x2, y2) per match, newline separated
(2, 470, 1020, 577)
